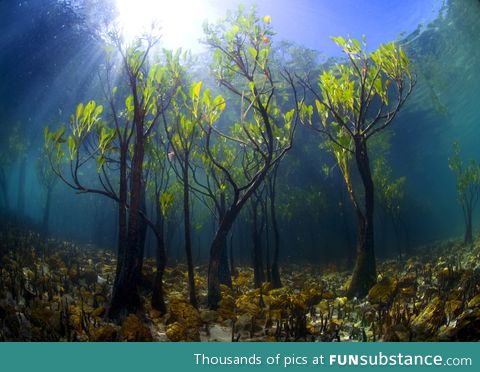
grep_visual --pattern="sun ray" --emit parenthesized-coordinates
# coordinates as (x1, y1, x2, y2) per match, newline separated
(114, 0, 214, 51)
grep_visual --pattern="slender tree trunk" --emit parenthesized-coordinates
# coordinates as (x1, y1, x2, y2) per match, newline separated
(138, 183, 148, 271)
(182, 160, 197, 308)
(110, 112, 145, 318)
(207, 210, 237, 308)
(269, 172, 281, 288)
(207, 168, 270, 309)
(108, 144, 128, 319)
(264, 198, 271, 283)
(218, 192, 232, 287)
(42, 187, 52, 235)
(152, 200, 167, 314)
(347, 137, 376, 298)
(252, 198, 265, 288)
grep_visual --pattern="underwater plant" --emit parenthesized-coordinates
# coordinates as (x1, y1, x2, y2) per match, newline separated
(145, 133, 175, 314)
(193, 132, 239, 287)
(300, 36, 415, 298)
(44, 32, 184, 319)
(448, 141, 480, 245)
(202, 6, 301, 308)
(164, 80, 227, 308)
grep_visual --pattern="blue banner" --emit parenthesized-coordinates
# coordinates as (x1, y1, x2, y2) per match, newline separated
(0, 342, 477, 371)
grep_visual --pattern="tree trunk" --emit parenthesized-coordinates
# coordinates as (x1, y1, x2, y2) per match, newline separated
(252, 198, 265, 288)
(152, 201, 167, 314)
(207, 166, 270, 309)
(269, 173, 281, 288)
(218, 192, 232, 287)
(108, 144, 128, 319)
(109, 113, 145, 319)
(207, 210, 237, 308)
(264, 199, 271, 283)
(464, 205, 473, 245)
(42, 187, 52, 235)
(347, 137, 376, 298)
(182, 161, 197, 308)
(138, 183, 148, 271)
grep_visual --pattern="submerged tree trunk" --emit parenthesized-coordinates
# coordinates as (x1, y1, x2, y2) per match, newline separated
(152, 201, 167, 314)
(219, 237, 232, 286)
(182, 161, 197, 308)
(138, 183, 148, 270)
(42, 187, 52, 235)
(218, 193, 232, 287)
(347, 137, 376, 298)
(207, 163, 271, 309)
(268, 170, 282, 288)
(252, 197, 265, 288)
(109, 111, 146, 319)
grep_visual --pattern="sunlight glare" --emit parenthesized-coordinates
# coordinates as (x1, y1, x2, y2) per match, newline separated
(114, 0, 214, 50)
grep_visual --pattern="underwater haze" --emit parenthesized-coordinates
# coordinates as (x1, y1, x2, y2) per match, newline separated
(0, 0, 480, 342)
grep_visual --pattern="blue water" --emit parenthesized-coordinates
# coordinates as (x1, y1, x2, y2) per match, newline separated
(0, 0, 479, 262)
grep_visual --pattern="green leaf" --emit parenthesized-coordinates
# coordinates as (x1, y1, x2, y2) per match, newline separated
(54, 127, 65, 143)
(75, 103, 84, 120)
(248, 47, 258, 60)
(331, 36, 346, 47)
(67, 135, 77, 160)
(192, 81, 202, 99)
(160, 192, 175, 217)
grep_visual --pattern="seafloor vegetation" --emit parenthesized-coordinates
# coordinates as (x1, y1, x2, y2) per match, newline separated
(1, 226, 479, 342)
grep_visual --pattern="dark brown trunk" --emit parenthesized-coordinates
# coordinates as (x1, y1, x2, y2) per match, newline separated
(218, 192, 232, 287)
(109, 110, 145, 318)
(264, 199, 271, 283)
(207, 209, 237, 308)
(207, 164, 270, 309)
(152, 201, 167, 314)
(116, 145, 128, 269)
(138, 183, 148, 270)
(269, 173, 281, 288)
(464, 206, 473, 245)
(252, 198, 265, 288)
(182, 160, 197, 308)
(347, 137, 376, 298)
